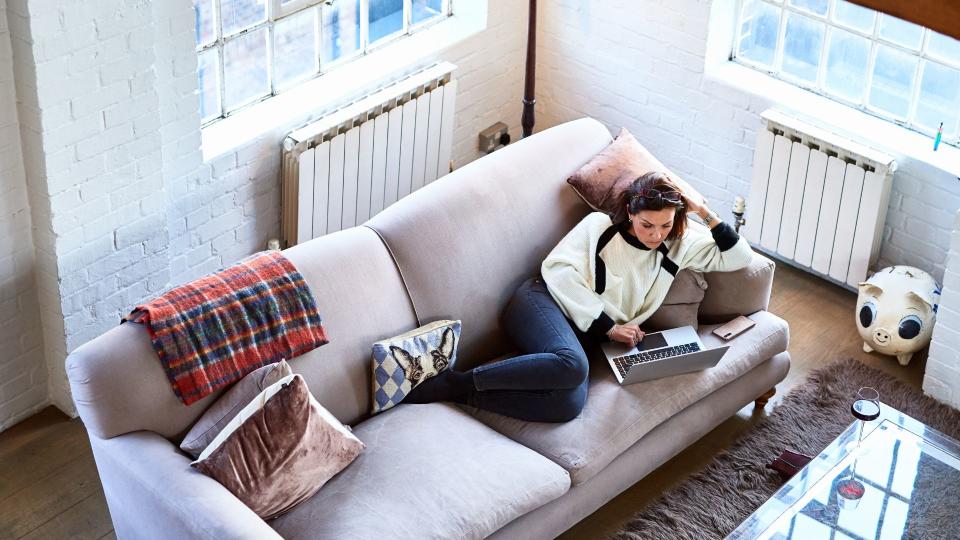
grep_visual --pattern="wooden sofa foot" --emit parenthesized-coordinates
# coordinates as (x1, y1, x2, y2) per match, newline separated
(754, 387, 776, 408)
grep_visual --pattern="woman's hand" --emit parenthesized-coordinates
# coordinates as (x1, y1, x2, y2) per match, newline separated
(680, 191, 708, 218)
(607, 324, 645, 347)
(679, 190, 720, 227)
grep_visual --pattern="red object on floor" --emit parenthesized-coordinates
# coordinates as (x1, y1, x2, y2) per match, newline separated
(766, 449, 814, 480)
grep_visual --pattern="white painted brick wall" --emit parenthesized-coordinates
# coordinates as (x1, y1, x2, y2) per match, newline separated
(6, 0, 171, 417)
(0, 0, 47, 431)
(924, 209, 960, 409)
(537, 0, 960, 285)
(170, 0, 529, 286)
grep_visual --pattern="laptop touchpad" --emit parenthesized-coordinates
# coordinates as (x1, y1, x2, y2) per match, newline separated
(639, 333, 667, 350)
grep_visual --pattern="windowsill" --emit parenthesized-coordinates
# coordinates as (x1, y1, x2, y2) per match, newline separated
(704, 60, 960, 179)
(201, 2, 487, 162)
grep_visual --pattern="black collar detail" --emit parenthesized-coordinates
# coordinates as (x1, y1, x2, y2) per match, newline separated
(616, 220, 651, 251)
(657, 242, 679, 276)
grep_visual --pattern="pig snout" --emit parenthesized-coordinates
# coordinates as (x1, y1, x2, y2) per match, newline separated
(873, 328, 891, 346)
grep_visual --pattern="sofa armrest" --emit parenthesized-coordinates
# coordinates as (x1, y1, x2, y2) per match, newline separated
(89, 431, 281, 540)
(698, 252, 776, 324)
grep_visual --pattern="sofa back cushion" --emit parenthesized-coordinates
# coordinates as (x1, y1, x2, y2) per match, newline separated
(254, 227, 418, 426)
(67, 227, 417, 439)
(365, 118, 613, 369)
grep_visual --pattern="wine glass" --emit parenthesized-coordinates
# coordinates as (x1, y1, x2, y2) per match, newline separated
(836, 387, 881, 509)
(852, 386, 881, 445)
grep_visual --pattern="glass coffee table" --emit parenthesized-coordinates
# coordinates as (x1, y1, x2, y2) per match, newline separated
(728, 403, 960, 539)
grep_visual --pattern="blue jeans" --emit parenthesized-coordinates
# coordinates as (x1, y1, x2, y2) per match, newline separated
(459, 276, 591, 422)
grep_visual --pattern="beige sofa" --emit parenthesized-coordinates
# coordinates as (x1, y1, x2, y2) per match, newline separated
(66, 118, 790, 539)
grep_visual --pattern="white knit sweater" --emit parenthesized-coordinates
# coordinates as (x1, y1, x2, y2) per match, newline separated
(541, 212, 754, 338)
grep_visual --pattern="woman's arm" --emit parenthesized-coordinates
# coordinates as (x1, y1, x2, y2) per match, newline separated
(674, 193, 754, 273)
(684, 194, 722, 230)
(678, 219, 754, 273)
(540, 214, 622, 340)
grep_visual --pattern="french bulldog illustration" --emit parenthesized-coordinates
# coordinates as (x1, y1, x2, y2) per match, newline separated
(390, 327, 457, 386)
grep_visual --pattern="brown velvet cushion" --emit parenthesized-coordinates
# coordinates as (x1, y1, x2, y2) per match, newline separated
(643, 269, 707, 331)
(179, 360, 293, 458)
(191, 374, 364, 520)
(566, 127, 706, 219)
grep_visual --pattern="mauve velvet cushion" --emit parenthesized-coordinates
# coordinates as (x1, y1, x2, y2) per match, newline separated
(191, 374, 364, 520)
(179, 360, 293, 458)
(566, 127, 705, 220)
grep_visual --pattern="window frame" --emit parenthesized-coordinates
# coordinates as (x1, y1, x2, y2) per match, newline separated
(196, 0, 451, 126)
(733, 0, 960, 147)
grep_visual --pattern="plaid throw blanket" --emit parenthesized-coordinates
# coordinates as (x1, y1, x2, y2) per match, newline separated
(125, 251, 328, 405)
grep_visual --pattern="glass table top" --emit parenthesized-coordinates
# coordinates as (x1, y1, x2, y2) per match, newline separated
(728, 403, 960, 540)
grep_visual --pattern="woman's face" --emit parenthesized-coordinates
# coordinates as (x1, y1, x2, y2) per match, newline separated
(629, 207, 676, 249)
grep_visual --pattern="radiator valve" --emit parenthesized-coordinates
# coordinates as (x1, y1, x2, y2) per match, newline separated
(732, 196, 746, 233)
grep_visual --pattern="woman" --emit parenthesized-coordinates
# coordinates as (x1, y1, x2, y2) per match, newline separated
(405, 172, 755, 422)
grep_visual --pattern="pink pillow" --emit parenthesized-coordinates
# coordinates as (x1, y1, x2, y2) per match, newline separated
(180, 360, 293, 458)
(567, 127, 705, 219)
(191, 374, 364, 520)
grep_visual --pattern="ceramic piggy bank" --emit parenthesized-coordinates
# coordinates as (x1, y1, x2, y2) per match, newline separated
(856, 266, 940, 366)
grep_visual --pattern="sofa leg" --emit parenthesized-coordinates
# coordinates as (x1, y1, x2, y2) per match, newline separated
(754, 387, 776, 408)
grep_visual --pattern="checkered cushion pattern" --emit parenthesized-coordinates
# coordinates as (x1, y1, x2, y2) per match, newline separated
(370, 320, 461, 414)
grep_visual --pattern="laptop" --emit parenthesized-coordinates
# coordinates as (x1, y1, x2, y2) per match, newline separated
(601, 326, 729, 385)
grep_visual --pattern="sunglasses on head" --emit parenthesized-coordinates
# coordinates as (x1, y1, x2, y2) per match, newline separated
(630, 189, 683, 204)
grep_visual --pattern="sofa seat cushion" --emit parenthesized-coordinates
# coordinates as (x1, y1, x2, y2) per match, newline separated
(465, 310, 789, 486)
(269, 403, 570, 540)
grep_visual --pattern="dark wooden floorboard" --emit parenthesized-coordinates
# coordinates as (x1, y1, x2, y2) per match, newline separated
(0, 261, 929, 540)
(18, 490, 113, 540)
(0, 416, 89, 502)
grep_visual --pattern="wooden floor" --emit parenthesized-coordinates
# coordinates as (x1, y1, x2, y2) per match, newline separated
(0, 261, 927, 540)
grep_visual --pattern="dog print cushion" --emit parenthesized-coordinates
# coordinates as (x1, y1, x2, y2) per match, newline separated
(370, 320, 461, 414)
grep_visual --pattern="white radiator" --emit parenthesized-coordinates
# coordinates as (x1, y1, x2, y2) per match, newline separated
(281, 62, 458, 247)
(745, 110, 897, 290)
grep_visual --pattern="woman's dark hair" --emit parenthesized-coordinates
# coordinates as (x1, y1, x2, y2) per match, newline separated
(614, 171, 687, 241)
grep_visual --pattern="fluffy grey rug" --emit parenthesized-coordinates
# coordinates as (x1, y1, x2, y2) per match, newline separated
(613, 358, 960, 540)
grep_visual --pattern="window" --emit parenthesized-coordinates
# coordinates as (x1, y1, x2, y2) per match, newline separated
(195, 0, 450, 125)
(734, 0, 960, 147)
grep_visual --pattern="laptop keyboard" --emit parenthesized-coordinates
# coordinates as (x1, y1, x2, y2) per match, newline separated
(612, 342, 701, 379)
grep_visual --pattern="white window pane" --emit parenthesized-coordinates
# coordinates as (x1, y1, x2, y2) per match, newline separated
(869, 45, 918, 118)
(915, 61, 960, 137)
(275, 8, 318, 88)
(928, 32, 960, 66)
(787, 0, 827, 17)
(412, 0, 443, 24)
(737, 0, 781, 67)
(198, 48, 221, 123)
(878, 14, 923, 50)
(223, 28, 270, 111)
(833, 0, 875, 33)
(322, 0, 361, 64)
(782, 12, 824, 83)
(194, 0, 217, 47)
(369, 0, 403, 43)
(222, 0, 267, 37)
(825, 28, 869, 101)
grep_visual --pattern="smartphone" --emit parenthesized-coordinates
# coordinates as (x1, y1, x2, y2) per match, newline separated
(712, 315, 756, 341)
